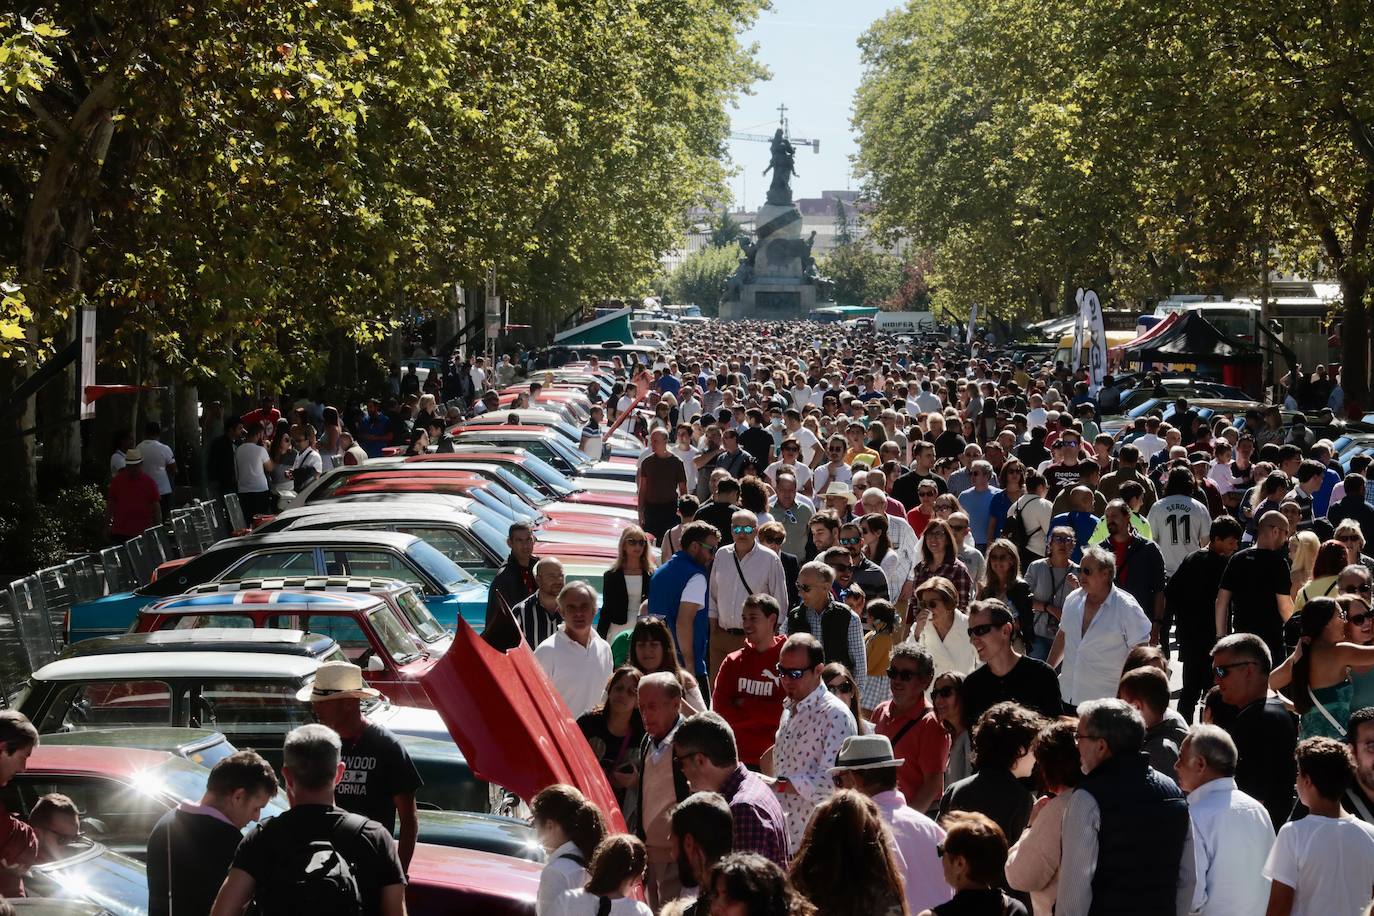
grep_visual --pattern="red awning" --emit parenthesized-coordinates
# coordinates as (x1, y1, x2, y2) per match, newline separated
(1110, 312, 1177, 361)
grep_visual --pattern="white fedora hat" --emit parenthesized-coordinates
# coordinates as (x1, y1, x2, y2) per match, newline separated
(828, 734, 905, 776)
(297, 660, 381, 703)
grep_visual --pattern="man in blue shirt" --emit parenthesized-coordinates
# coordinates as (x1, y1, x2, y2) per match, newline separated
(355, 399, 392, 459)
(1050, 485, 1101, 563)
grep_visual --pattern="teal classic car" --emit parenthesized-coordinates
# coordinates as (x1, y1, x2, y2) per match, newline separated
(67, 530, 489, 642)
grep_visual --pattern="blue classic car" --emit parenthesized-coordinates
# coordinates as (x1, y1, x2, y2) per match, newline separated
(68, 530, 489, 642)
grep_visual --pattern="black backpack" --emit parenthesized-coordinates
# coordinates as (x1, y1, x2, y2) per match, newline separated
(1001, 494, 1035, 554)
(260, 812, 368, 916)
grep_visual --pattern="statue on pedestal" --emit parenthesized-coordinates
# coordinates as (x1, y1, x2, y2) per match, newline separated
(762, 129, 798, 206)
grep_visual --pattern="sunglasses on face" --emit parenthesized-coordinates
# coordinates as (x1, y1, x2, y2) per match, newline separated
(931, 686, 958, 699)
(1051, 535, 1075, 544)
(1213, 660, 1259, 679)
(827, 680, 854, 695)
(839, 536, 861, 546)
(887, 667, 919, 682)
(1349, 610, 1374, 626)
(968, 623, 1001, 638)
(776, 665, 812, 680)
(731, 525, 756, 535)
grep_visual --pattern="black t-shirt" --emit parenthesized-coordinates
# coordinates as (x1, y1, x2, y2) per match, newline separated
(1222, 696, 1298, 831)
(1015, 442, 1050, 468)
(233, 804, 405, 916)
(891, 469, 948, 511)
(1165, 548, 1232, 651)
(1218, 547, 1290, 659)
(738, 427, 774, 466)
(336, 722, 424, 833)
(147, 807, 244, 916)
(960, 655, 1064, 726)
(577, 709, 645, 804)
(1043, 462, 1083, 499)
(934, 429, 967, 459)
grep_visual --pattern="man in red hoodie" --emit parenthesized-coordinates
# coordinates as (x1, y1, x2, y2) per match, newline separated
(712, 594, 785, 768)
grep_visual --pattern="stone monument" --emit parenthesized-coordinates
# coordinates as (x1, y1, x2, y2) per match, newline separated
(719, 129, 829, 320)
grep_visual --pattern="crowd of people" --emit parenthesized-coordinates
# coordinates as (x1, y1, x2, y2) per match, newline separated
(498, 321, 1374, 916)
(86, 318, 1374, 916)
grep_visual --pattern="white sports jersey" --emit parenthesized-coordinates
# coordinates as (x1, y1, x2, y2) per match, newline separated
(1147, 495, 1212, 574)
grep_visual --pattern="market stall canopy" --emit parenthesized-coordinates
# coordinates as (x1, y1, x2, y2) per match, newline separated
(1109, 312, 1178, 361)
(1119, 311, 1262, 363)
(555, 308, 634, 347)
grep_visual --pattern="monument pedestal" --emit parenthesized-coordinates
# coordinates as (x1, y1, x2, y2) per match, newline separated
(720, 281, 815, 320)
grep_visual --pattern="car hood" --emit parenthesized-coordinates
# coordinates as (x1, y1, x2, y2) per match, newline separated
(421, 621, 625, 831)
(371, 702, 455, 745)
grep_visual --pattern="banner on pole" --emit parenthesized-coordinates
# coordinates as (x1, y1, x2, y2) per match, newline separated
(966, 304, 978, 346)
(79, 305, 96, 419)
(1076, 287, 1108, 394)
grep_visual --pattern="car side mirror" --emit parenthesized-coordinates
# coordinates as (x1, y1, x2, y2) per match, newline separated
(366, 655, 386, 673)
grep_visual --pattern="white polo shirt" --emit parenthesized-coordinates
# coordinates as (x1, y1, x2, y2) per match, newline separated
(1058, 585, 1152, 704)
(534, 627, 613, 719)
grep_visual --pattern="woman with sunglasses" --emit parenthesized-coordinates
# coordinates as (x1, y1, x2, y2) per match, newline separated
(822, 663, 873, 735)
(899, 519, 973, 635)
(1332, 519, 1374, 578)
(978, 540, 1034, 649)
(1269, 594, 1374, 739)
(932, 672, 972, 785)
(627, 617, 706, 713)
(599, 526, 658, 644)
(910, 577, 979, 684)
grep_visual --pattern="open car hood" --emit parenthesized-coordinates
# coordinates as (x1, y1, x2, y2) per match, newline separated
(421, 620, 625, 832)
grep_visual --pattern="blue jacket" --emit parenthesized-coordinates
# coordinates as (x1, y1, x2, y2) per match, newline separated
(648, 550, 710, 678)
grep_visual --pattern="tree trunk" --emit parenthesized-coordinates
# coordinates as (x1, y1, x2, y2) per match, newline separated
(1342, 275, 1371, 407)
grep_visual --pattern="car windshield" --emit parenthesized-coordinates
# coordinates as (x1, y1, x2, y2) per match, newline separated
(368, 607, 422, 662)
(407, 540, 474, 592)
(468, 515, 511, 560)
(471, 486, 539, 525)
(491, 467, 552, 507)
(139, 757, 290, 824)
(393, 587, 447, 643)
(542, 434, 594, 469)
(517, 452, 577, 495)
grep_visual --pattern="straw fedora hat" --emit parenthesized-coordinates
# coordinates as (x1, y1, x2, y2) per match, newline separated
(123, 448, 143, 466)
(819, 481, 858, 505)
(828, 734, 905, 776)
(296, 660, 381, 703)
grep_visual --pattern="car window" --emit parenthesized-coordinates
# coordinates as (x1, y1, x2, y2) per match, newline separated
(401, 527, 484, 566)
(162, 614, 256, 630)
(272, 614, 372, 663)
(322, 549, 424, 586)
(368, 608, 420, 663)
(226, 550, 318, 579)
(38, 681, 178, 732)
(192, 681, 314, 740)
(8, 774, 169, 857)
(394, 588, 446, 643)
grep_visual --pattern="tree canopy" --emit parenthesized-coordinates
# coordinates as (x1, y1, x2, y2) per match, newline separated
(853, 0, 1373, 397)
(0, 0, 766, 490)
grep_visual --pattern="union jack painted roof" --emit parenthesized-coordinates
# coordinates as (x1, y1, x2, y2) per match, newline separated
(149, 590, 377, 612)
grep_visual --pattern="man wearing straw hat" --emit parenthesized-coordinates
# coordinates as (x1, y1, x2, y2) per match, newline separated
(107, 447, 162, 544)
(300, 661, 421, 872)
(831, 733, 951, 914)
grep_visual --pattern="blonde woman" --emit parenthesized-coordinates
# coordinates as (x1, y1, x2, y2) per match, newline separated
(1289, 530, 1321, 600)
(597, 526, 657, 643)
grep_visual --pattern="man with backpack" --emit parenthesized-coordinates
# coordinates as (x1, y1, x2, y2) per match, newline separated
(210, 724, 406, 916)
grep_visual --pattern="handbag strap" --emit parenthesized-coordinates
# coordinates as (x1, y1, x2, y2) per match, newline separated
(1307, 686, 1347, 737)
(732, 550, 756, 595)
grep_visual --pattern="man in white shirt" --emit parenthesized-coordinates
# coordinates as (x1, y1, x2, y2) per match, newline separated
(232, 424, 273, 518)
(1175, 724, 1273, 916)
(764, 439, 813, 496)
(469, 356, 487, 393)
(781, 409, 820, 467)
(533, 581, 613, 718)
(1134, 416, 1167, 462)
(1047, 546, 1151, 705)
(136, 422, 178, 516)
(708, 511, 789, 680)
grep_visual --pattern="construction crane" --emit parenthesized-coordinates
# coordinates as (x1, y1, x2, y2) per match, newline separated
(730, 103, 820, 153)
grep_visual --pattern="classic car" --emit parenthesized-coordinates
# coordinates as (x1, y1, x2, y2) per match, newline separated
(446, 428, 638, 482)
(16, 645, 485, 812)
(450, 407, 642, 458)
(40, 726, 238, 768)
(6, 744, 541, 862)
(132, 590, 444, 708)
(254, 505, 614, 589)
(23, 839, 147, 916)
(68, 530, 488, 641)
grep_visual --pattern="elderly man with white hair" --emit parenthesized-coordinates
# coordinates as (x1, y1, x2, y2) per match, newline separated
(533, 581, 613, 718)
(957, 459, 1002, 552)
(1047, 545, 1152, 706)
(1175, 724, 1274, 916)
(861, 486, 918, 562)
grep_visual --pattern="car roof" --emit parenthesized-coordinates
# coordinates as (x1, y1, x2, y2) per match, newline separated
(62, 628, 336, 659)
(28, 744, 174, 776)
(32, 651, 320, 681)
(147, 589, 382, 614)
(272, 504, 481, 526)
(205, 529, 422, 553)
(186, 575, 415, 595)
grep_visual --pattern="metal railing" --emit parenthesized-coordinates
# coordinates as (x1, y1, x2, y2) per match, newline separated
(0, 493, 242, 699)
